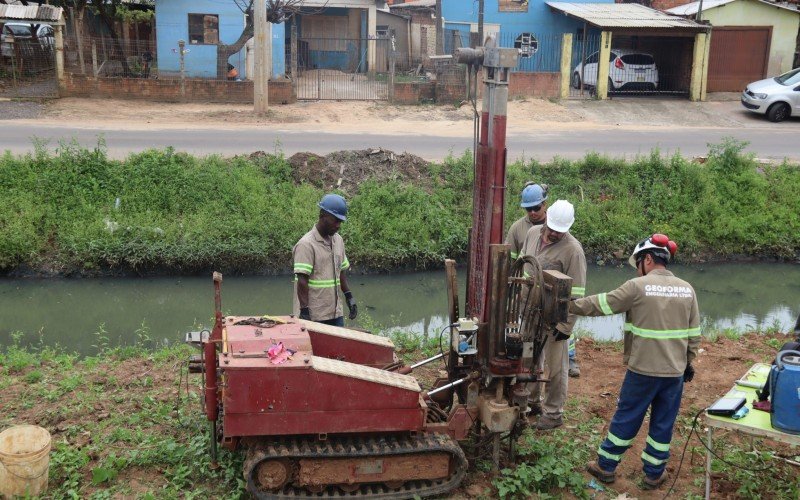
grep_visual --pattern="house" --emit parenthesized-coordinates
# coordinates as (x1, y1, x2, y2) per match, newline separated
(287, 0, 387, 75)
(154, 0, 285, 79)
(666, 0, 800, 91)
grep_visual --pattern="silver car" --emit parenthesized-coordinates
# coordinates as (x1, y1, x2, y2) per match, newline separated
(741, 68, 800, 122)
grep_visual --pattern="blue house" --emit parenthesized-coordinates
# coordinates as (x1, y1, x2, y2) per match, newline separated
(154, 0, 285, 79)
(440, 0, 613, 71)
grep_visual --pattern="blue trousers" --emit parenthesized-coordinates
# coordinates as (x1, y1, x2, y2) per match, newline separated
(597, 370, 684, 478)
(568, 337, 576, 361)
(319, 316, 344, 327)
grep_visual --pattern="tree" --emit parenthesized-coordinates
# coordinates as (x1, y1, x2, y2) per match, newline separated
(217, 0, 313, 79)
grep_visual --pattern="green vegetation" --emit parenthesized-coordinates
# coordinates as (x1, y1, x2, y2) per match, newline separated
(2, 332, 799, 497)
(1, 138, 798, 275)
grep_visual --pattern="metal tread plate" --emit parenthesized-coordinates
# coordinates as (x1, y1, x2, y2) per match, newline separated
(300, 319, 395, 348)
(311, 356, 420, 392)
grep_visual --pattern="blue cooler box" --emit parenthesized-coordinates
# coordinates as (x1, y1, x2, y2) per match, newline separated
(770, 350, 800, 435)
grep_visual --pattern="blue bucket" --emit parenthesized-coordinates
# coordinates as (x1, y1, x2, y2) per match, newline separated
(770, 350, 800, 435)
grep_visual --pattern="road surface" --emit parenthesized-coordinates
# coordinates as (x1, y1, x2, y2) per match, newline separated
(1, 123, 797, 161)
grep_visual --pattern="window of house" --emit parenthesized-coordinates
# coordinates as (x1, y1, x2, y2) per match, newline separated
(514, 33, 538, 58)
(188, 13, 219, 45)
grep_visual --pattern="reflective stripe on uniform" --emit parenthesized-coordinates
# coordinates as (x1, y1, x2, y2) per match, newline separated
(572, 286, 585, 297)
(646, 436, 670, 452)
(629, 325, 701, 339)
(607, 432, 634, 447)
(294, 263, 313, 273)
(641, 451, 668, 466)
(308, 279, 340, 288)
(510, 251, 519, 260)
(597, 447, 622, 462)
(598, 293, 614, 315)
(341, 258, 350, 270)
(624, 322, 632, 331)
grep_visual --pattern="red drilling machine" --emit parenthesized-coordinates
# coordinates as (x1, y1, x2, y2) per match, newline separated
(190, 38, 572, 499)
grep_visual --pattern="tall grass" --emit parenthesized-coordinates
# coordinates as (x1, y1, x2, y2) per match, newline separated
(1, 139, 798, 275)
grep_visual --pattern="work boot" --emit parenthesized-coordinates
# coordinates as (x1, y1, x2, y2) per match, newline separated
(586, 461, 616, 484)
(569, 358, 581, 378)
(527, 402, 542, 423)
(642, 471, 668, 490)
(534, 415, 563, 430)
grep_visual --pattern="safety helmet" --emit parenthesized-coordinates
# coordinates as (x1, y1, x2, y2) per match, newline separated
(520, 182, 548, 208)
(318, 194, 348, 221)
(545, 200, 575, 233)
(628, 233, 678, 268)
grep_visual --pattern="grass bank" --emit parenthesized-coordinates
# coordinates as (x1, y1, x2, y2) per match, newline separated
(1, 139, 798, 276)
(1, 330, 798, 499)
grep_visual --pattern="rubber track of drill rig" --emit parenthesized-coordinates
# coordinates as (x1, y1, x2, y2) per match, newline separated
(244, 432, 468, 499)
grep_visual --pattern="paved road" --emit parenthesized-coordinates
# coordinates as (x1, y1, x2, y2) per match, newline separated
(2, 123, 797, 161)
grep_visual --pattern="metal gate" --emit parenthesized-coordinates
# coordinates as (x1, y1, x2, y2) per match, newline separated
(0, 33, 58, 98)
(294, 37, 390, 100)
(707, 27, 770, 92)
(569, 34, 693, 97)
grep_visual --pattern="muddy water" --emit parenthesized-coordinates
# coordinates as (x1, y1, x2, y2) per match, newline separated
(1, 263, 798, 355)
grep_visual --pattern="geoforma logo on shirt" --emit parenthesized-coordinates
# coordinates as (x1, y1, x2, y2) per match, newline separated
(644, 284, 693, 298)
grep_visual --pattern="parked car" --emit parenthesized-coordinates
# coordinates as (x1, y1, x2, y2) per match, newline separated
(1, 22, 54, 58)
(572, 49, 659, 91)
(741, 68, 800, 122)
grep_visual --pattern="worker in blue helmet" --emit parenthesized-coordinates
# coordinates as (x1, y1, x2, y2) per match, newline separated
(292, 194, 357, 326)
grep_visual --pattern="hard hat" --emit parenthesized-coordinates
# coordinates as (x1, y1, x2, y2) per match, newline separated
(545, 200, 575, 233)
(628, 233, 678, 268)
(318, 194, 348, 221)
(520, 183, 547, 208)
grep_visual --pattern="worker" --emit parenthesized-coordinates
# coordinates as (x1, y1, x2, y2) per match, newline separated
(292, 194, 358, 326)
(506, 183, 581, 378)
(571, 234, 699, 490)
(520, 199, 586, 430)
(227, 63, 239, 81)
(505, 182, 548, 260)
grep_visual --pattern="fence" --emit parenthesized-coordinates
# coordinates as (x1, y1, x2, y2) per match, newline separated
(0, 30, 57, 98)
(294, 37, 391, 100)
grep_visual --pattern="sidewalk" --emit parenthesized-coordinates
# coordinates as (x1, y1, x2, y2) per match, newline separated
(2, 95, 796, 136)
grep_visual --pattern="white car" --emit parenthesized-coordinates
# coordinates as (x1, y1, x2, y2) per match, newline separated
(741, 68, 800, 123)
(1, 22, 54, 58)
(572, 49, 659, 92)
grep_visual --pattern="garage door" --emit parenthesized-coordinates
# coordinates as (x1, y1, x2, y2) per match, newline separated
(707, 27, 771, 92)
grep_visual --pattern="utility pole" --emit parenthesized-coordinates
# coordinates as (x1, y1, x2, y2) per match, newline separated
(696, 0, 705, 21)
(254, 0, 269, 112)
(478, 0, 484, 47)
(435, 0, 443, 55)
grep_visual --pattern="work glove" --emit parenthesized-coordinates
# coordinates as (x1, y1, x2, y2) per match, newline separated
(344, 291, 358, 320)
(683, 364, 695, 383)
(299, 307, 311, 321)
(553, 329, 570, 342)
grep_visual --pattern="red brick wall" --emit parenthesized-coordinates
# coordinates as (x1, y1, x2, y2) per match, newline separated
(61, 74, 296, 104)
(651, 0, 692, 11)
(508, 72, 561, 99)
(392, 81, 435, 104)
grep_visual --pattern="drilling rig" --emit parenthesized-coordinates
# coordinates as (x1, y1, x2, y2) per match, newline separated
(189, 37, 572, 499)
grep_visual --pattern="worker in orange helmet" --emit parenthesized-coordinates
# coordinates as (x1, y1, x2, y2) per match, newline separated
(571, 234, 699, 491)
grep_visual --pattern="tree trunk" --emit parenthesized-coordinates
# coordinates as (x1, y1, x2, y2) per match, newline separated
(217, 24, 254, 79)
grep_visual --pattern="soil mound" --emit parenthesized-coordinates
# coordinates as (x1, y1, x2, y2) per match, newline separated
(286, 148, 432, 193)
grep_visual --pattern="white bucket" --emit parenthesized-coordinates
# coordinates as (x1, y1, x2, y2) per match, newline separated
(0, 425, 51, 499)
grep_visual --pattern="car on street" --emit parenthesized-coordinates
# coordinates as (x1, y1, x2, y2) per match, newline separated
(572, 49, 659, 92)
(741, 68, 800, 122)
(1, 22, 54, 58)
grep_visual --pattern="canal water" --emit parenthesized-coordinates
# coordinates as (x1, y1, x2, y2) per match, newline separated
(1, 263, 798, 356)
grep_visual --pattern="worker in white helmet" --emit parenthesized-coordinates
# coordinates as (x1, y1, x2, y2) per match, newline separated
(520, 199, 587, 430)
(506, 184, 582, 378)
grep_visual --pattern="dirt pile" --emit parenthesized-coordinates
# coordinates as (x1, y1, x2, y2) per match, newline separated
(287, 148, 433, 193)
